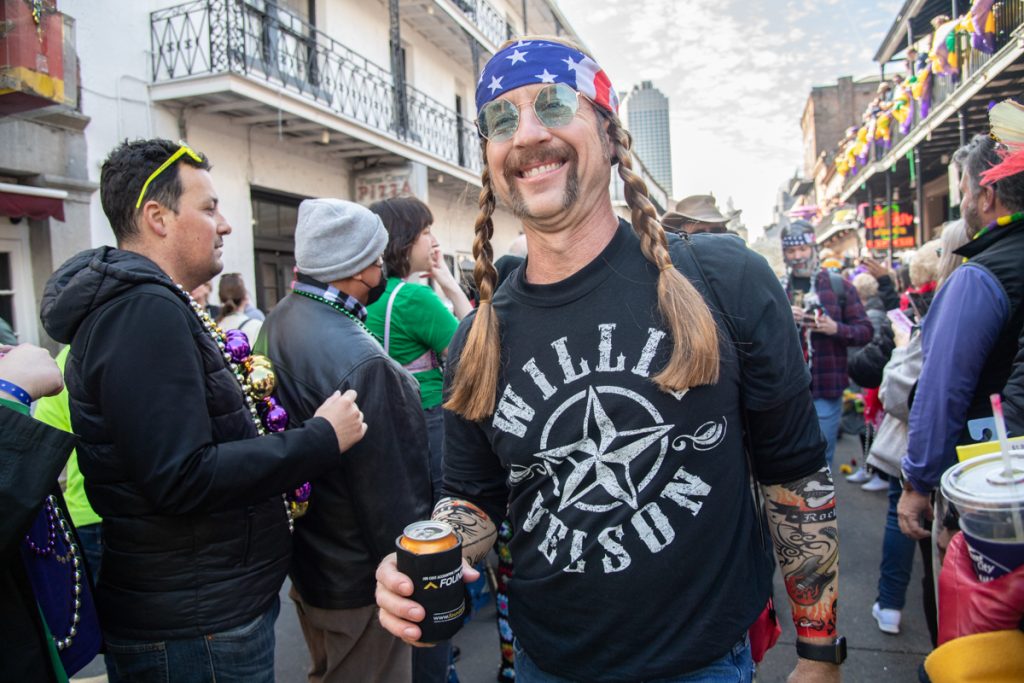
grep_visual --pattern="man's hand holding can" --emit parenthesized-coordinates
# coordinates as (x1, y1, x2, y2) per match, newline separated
(375, 551, 480, 646)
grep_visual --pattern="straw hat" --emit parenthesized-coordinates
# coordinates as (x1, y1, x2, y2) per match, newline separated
(661, 195, 729, 228)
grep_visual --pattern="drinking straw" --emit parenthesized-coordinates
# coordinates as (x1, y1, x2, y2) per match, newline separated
(990, 394, 1024, 544)
(990, 394, 1016, 479)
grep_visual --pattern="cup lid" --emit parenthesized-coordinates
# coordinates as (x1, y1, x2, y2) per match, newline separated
(941, 453, 1024, 509)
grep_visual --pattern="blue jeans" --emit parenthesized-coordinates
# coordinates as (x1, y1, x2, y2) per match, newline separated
(876, 475, 917, 610)
(105, 597, 279, 683)
(813, 397, 843, 469)
(76, 522, 104, 581)
(513, 637, 753, 683)
(424, 404, 445, 504)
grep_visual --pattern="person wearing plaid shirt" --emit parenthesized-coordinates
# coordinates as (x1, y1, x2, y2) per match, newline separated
(781, 221, 873, 468)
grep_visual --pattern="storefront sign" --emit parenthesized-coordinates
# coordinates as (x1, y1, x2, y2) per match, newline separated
(353, 164, 428, 205)
(864, 204, 916, 249)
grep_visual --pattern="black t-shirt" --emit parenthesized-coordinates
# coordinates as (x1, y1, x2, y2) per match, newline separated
(443, 221, 823, 681)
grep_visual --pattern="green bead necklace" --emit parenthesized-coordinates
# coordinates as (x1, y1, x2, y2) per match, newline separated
(293, 289, 372, 335)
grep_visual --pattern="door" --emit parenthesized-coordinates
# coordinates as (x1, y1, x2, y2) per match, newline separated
(254, 249, 297, 312)
(0, 218, 36, 344)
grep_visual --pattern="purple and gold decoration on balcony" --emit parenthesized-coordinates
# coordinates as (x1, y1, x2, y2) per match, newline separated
(929, 18, 960, 75)
(854, 126, 870, 167)
(969, 0, 996, 54)
(892, 82, 912, 136)
(910, 66, 933, 120)
(875, 112, 893, 151)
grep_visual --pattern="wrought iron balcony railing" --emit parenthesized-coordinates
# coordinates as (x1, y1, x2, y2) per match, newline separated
(450, 0, 511, 47)
(151, 0, 481, 175)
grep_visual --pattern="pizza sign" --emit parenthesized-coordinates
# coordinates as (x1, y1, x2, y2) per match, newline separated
(354, 169, 414, 205)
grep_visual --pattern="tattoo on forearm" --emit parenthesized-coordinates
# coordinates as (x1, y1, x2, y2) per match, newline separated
(432, 497, 498, 565)
(762, 466, 839, 638)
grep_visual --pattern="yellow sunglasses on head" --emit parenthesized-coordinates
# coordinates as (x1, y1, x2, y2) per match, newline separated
(135, 142, 205, 209)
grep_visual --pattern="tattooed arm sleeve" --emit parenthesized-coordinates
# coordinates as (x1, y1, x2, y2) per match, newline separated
(432, 497, 499, 565)
(761, 465, 839, 641)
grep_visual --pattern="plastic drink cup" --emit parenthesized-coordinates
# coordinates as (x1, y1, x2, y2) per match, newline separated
(941, 453, 1024, 582)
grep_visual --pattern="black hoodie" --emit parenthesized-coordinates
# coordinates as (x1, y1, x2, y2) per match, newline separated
(41, 247, 341, 639)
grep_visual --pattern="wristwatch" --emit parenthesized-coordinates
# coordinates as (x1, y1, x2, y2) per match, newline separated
(796, 636, 847, 665)
(899, 470, 927, 495)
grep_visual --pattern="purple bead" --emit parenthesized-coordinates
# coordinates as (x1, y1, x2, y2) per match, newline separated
(264, 402, 289, 432)
(224, 330, 251, 363)
(293, 481, 312, 503)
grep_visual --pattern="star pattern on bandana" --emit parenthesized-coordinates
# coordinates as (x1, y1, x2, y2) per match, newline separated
(535, 69, 557, 83)
(506, 49, 528, 65)
(475, 40, 618, 115)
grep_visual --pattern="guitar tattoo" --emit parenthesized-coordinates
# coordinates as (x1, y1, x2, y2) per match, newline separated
(762, 466, 839, 638)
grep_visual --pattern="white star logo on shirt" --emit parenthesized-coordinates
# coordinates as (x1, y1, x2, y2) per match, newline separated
(506, 49, 528, 65)
(514, 40, 533, 48)
(535, 386, 673, 512)
(487, 76, 504, 94)
(562, 55, 580, 72)
(535, 69, 557, 84)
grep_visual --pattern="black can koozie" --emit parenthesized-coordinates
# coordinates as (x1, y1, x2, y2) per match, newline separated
(396, 523, 466, 643)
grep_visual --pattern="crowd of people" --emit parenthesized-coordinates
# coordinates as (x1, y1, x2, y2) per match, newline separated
(3, 32, 1024, 683)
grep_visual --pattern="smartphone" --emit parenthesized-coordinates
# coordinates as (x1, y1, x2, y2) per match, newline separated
(886, 309, 913, 336)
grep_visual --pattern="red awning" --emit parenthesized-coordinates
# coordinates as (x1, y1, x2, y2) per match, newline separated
(0, 184, 66, 221)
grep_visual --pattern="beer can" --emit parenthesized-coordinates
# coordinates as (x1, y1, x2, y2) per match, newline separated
(396, 520, 465, 643)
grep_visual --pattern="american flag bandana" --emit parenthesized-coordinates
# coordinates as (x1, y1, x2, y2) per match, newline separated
(781, 231, 816, 248)
(475, 39, 619, 116)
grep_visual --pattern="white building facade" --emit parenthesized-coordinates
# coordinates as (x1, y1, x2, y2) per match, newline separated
(2, 0, 580, 345)
(2, 0, 673, 346)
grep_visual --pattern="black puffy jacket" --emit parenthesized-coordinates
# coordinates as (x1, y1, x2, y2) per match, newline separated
(40, 248, 341, 639)
(258, 291, 432, 609)
(849, 295, 895, 389)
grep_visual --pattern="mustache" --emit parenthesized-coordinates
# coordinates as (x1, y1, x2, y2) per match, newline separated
(502, 144, 577, 182)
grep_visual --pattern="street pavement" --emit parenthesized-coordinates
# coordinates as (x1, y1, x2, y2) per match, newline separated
(74, 433, 933, 682)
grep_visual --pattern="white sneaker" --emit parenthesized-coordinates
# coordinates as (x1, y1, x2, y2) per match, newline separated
(846, 467, 871, 483)
(861, 474, 888, 492)
(872, 602, 901, 634)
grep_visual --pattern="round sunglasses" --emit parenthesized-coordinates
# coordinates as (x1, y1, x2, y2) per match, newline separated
(476, 82, 582, 143)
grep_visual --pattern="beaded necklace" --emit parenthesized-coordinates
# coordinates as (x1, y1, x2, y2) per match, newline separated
(176, 285, 311, 527)
(23, 495, 82, 651)
(292, 289, 373, 335)
(972, 211, 1024, 241)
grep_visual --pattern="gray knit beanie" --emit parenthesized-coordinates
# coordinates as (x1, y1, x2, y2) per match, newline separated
(294, 198, 388, 282)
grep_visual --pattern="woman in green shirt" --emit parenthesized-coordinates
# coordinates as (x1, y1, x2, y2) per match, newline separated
(366, 197, 471, 500)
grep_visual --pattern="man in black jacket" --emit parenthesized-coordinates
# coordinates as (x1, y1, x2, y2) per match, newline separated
(40, 139, 366, 682)
(258, 198, 432, 683)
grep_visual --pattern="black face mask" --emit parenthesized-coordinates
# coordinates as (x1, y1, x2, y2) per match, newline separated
(365, 271, 387, 306)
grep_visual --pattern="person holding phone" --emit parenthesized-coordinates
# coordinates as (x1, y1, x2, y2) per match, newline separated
(781, 220, 874, 470)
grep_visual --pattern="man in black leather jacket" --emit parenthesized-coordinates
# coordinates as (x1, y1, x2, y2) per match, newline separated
(40, 139, 366, 683)
(258, 198, 432, 683)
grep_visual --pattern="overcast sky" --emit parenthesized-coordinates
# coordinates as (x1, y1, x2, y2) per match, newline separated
(556, 0, 903, 236)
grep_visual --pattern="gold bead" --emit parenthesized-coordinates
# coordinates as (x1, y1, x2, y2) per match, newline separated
(247, 359, 276, 400)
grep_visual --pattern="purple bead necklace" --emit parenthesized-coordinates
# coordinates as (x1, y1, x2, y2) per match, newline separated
(177, 285, 312, 529)
(23, 495, 83, 651)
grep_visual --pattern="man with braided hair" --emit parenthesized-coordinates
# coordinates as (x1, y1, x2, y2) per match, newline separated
(377, 37, 844, 682)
